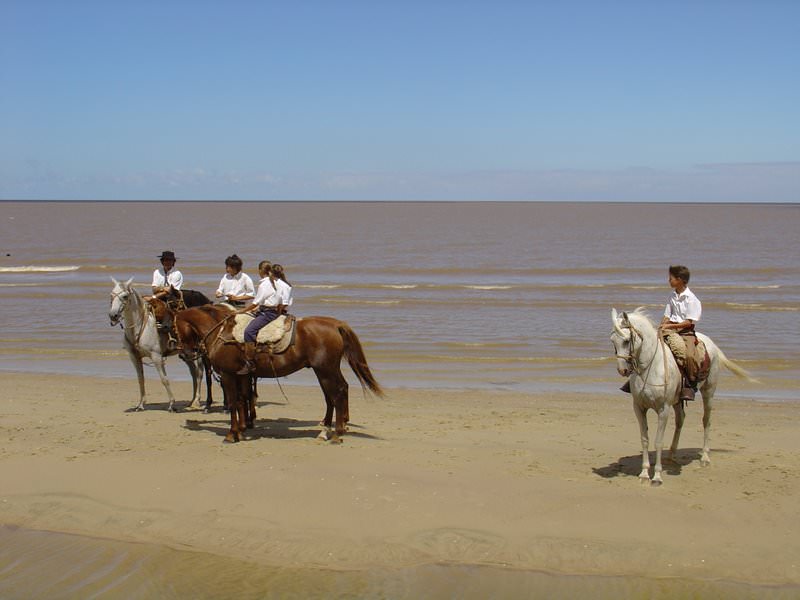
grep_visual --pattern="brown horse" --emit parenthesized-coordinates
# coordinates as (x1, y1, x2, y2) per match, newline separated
(175, 306, 383, 443)
(147, 297, 218, 412)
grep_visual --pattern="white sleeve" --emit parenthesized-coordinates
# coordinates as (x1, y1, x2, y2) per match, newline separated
(151, 269, 161, 288)
(244, 274, 255, 296)
(216, 276, 226, 295)
(686, 297, 702, 322)
(170, 270, 183, 290)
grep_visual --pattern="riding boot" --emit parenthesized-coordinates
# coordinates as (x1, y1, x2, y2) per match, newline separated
(237, 342, 257, 375)
(620, 380, 631, 394)
(680, 376, 696, 402)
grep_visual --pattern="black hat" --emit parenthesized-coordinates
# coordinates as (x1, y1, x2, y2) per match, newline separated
(158, 251, 177, 261)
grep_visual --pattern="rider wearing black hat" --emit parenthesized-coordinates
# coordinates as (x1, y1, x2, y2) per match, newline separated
(151, 251, 183, 300)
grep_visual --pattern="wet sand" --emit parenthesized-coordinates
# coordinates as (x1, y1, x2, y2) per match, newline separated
(1, 372, 799, 590)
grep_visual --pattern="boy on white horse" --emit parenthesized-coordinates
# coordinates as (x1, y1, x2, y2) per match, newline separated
(660, 265, 704, 402)
(622, 265, 705, 402)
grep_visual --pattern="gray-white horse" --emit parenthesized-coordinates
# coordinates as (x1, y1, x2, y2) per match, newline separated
(610, 308, 756, 485)
(109, 277, 205, 412)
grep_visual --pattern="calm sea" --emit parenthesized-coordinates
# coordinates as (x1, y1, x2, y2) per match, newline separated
(1, 201, 799, 597)
(0, 201, 797, 400)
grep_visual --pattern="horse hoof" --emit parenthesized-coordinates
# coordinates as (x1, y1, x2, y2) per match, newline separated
(701, 458, 711, 467)
(223, 435, 238, 444)
(317, 430, 330, 442)
(650, 478, 663, 487)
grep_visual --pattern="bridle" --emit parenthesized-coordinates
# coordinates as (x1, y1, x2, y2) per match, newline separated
(614, 318, 670, 388)
(109, 286, 152, 346)
(613, 322, 640, 373)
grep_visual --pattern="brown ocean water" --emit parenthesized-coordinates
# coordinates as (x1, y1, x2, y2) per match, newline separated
(0, 201, 797, 399)
(1, 201, 799, 597)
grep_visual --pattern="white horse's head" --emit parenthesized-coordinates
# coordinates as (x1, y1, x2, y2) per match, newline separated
(610, 307, 657, 377)
(610, 308, 633, 376)
(109, 277, 135, 326)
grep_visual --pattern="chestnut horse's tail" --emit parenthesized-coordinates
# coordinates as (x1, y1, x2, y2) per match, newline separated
(338, 323, 384, 397)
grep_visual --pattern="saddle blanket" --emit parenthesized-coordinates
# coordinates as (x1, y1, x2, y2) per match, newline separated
(231, 314, 296, 353)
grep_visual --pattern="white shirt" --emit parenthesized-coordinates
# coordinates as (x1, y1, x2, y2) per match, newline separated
(274, 278, 293, 307)
(664, 286, 702, 323)
(152, 268, 183, 290)
(252, 277, 279, 307)
(216, 272, 255, 300)
(253, 277, 294, 308)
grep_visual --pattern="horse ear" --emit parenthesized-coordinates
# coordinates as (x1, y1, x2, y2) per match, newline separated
(611, 308, 618, 322)
(111, 276, 119, 285)
(124, 277, 134, 288)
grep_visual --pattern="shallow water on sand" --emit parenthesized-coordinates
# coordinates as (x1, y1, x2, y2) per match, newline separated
(1, 526, 797, 599)
(0, 201, 798, 400)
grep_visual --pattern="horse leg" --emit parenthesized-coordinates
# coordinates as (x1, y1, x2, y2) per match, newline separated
(313, 368, 335, 440)
(652, 405, 670, 486)
(203, 356, 214, 413)
(220, 373, 240, 443)
(334, 374, 349, 437)
(236, 375, 249, 437)
(314, 369, 347, 442)
(633, 402, 651, 483)
(700, 380, 716, 466)
(126, 343, 148, 411)
(184, 356, 202, 409)
(668, 401, 685, 463)
(245, 375, 256, 429)
(153, 356, 178, 412)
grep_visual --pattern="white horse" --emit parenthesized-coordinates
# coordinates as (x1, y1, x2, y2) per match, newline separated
(610, 307, 756, 485)
(109, 277, 205, 412)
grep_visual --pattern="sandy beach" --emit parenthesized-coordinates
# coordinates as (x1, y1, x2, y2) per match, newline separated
(1, 372, 799, 592)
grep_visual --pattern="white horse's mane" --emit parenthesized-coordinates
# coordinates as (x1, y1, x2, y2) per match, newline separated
(625, 307, 657, 336)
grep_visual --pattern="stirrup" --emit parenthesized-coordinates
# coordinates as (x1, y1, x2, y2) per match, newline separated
(680, 387, 696, 402)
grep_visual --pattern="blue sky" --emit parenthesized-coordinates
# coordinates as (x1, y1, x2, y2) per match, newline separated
(1, 1, 798, 201)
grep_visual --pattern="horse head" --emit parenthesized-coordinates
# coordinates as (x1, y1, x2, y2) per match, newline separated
(109, 277, 135, 326)
(610, 308, 635, 377)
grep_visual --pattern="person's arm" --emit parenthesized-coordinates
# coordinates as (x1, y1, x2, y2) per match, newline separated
(660, 318, 695, 331)
(215, 276, 226, 298)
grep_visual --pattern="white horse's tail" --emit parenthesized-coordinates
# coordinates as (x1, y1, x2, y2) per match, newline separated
(701, 335, 760, 383)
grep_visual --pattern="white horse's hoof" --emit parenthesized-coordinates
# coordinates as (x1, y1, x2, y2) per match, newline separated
(701, 456, 711, 467)
(317, 430, 330, 441)
(650, 479, 663, 487)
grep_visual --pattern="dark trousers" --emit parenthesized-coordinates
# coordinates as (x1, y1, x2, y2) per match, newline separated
(244, 308, 279, 343)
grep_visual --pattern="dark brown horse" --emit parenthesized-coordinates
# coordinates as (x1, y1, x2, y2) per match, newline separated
(175, 306, 383, 443)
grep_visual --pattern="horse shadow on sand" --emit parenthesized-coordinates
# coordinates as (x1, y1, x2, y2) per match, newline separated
(592, 448, 734, 479)
(182, 402, 382, 442)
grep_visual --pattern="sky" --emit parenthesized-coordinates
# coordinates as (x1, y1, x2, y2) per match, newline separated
(1, 1, 798, 202)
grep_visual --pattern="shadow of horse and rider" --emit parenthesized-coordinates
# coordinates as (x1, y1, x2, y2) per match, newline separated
(592, 448, 735, 480)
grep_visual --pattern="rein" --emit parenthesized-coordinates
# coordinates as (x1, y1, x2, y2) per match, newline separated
(113, 288, 153, 348)
(617, 321, 670, 389)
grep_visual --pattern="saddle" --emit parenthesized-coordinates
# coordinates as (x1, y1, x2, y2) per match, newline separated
(668, 332, 710, 384)
(231, 314, 297, 354)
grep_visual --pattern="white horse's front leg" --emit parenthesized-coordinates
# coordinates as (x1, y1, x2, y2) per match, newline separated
(652, 405, 670, 486)
(154, 356, 178, 412)
(633, 402, 651, 483)
(126, 344, 147, 411)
